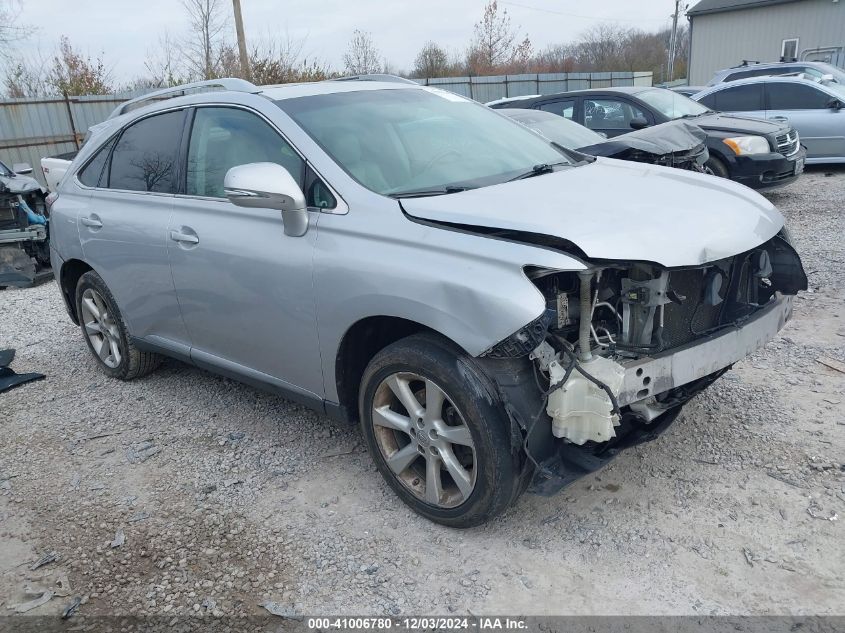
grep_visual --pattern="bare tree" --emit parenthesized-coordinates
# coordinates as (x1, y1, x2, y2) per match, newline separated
(531, 43, 577, 73)
(3, 52, 49, 97)
(49, 36, 112, 96)
(467, 0, 531, 74)
(413, 41, 449, 78)
(181, 0, 229, 80)
(342, 30, 381, 75)
(0, 0, 34, 60)
(142, 31, 188, 88)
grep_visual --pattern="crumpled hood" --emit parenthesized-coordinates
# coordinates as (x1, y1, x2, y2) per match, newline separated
(401, 158, 784, 268)
(578, 120, 707, 157)
(0, 173, 44, 195)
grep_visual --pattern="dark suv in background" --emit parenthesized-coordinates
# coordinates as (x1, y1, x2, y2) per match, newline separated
(491, 87, 805, 190)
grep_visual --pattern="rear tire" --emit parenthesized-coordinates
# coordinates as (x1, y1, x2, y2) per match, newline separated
(75, 271, 161, 380)
(359, 333, 520, 528)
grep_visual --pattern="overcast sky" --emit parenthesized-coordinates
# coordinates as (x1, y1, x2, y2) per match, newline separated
(16, 0, 679, 82)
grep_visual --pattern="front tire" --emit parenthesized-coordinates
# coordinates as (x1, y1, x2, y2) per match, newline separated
(75, 271, 161, 380)
(359, 334, 520, 528)
(704, 155, 729, 178)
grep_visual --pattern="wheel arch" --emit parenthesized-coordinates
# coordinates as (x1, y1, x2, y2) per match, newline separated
(334, 315, 469, 424)
(58, 258, 94, 324)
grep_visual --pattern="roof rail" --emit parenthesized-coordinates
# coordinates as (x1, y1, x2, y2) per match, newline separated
(108, 78, 260, 119)
(331, 74, 418, 85)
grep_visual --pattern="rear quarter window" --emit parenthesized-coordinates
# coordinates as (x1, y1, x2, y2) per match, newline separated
(77, 138, 115, 188)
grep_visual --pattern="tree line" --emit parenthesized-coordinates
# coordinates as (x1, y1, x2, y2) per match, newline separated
(0, 0, 688, 98)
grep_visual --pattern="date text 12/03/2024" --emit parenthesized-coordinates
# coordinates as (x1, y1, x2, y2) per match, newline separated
(306, 617, 528, 630)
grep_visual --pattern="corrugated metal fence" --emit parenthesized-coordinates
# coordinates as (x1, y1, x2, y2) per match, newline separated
(0, 71, 652, 188)
(0, 93, 127, 187)
(415, 71, 654, 103)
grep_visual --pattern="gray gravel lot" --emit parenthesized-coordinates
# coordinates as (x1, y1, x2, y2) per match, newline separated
(1, 167, 843, 618)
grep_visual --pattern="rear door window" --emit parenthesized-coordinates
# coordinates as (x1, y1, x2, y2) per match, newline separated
(700, 84, 764, 111)
(108, 110, 185, 193)
(767, 82, 831, 109)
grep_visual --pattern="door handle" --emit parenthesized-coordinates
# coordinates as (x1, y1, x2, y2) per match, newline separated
(81, 216, 103, 228)
(170, 230, 199, 244)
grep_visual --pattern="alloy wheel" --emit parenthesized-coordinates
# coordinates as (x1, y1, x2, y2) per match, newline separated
(371, 372, 477, 508)
(80, 287, 122, 369)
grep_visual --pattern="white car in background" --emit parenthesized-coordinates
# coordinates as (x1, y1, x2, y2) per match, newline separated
(40, 151, 77, 192)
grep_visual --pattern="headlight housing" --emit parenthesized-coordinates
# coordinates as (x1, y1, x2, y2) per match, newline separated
(723, 135, 771, 155)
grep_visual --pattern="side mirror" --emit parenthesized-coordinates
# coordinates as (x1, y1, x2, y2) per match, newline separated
(224, 162, 309, 237)
(12, 162, 33, 175)
(827, 98, 843, 110)
(629, 116, 649, 130)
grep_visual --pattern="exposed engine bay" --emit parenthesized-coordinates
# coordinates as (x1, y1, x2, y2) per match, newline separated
(481, 231, 807, 492)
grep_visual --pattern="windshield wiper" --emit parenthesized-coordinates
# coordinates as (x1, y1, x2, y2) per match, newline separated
(507, 162, 566, 182)
(388, 185, 471, 199)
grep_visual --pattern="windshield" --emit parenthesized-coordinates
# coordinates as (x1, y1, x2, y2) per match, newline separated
(502, 111, 604, 149)
(812, 62, 845, 83)
(0, 160, 11, 177)
(823, 80, 845, 100)
(636, 88, 710, 119)
(277, 88, 570, 196)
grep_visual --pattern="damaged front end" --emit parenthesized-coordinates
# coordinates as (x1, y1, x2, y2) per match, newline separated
(0, 183, 50, 288)
(483, 231, 807, 495)
(578, 120, 710, 173)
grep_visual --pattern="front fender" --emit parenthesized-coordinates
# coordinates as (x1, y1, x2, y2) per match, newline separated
(314, 211, 586, 402)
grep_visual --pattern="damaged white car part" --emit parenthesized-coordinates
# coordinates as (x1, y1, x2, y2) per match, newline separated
(533, 270, 627, 445)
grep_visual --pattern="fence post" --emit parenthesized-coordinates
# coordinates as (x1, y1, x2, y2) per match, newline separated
(63, 92, 80, 150)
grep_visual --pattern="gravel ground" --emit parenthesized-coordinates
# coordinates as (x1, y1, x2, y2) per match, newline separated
(1, 167, 843, 619)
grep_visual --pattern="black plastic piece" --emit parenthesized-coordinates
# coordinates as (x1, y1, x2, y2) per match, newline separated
(482, 310, 554, 359)
(0, 348, 45, 393)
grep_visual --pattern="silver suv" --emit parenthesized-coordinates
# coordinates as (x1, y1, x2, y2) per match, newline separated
(49, 77, 807, 527)
(707, 60, 845, 86)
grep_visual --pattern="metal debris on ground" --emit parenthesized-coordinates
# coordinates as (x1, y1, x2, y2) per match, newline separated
(29, 550, 58, 571)
(126, 440, 161, 464)
(742, 548, 755, 567)
(110, 528, 125, 548)
(61, 596, 82, 619)
(9, 590, 53, 613)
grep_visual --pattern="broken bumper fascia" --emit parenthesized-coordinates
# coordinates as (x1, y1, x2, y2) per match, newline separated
(529, 293, 793, 496)
(617, 293, 794, 406)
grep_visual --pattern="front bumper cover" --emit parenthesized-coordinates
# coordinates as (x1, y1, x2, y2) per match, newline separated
(729, 148, 806, 190)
